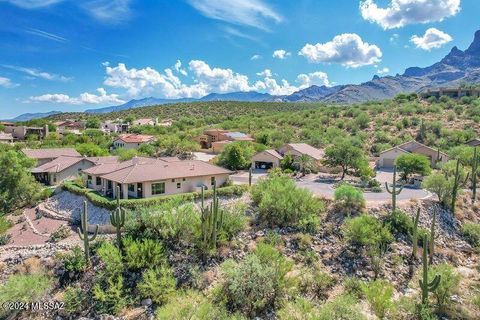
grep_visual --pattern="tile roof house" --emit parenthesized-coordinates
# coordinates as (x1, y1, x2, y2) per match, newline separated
(377, 140, 448, 169)
(251, 149, 283, 170)
(112, 134, 156, 150)
(83, 156, 232, 199)
(23, 148, 81, 166)
(0, 132, 14, 143)
(279, 143, 324, 161)
(195, 129, 254, 153)
(132, 118, 156, 126)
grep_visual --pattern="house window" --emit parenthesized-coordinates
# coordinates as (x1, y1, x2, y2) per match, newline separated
(87, 175, 92, 184)
(96, 177, 101, 185)
(171, 179, 175, 182)
(177, 182, 181, 189)
(211, 177, 215, 186)
(182, 178, 186, 181)
(152, 182, 165, 195)
(128, 184, 135, 192)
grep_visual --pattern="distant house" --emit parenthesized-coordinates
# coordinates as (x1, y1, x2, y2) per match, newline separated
(31, 156, 119, 186)
(54, 120, 86, 135)
(132, 118, 156, 126)
(112, 134, 156, 150)
(466, 138, 480, 147)
(421, 87, 480, 99)
(22, 148, 81, 167)
(83, 156, 232, 199)
(377, 140, 448, 169)
(3, 124, 49, 140)
(101, 120, 130, 134)
(0, 132, 14, 144)
(195, 129, 254, 153)
(279, 143, 324, 161)
(251, 150, 283, 170)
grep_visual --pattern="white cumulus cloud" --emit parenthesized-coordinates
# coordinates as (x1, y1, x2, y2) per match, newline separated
(272, 49, 291, 59)
(360, 0, 461, 29)
(410, 28, 453, 50)
(376, 67, 390, 74)
(187, 0, 282, 31)
(28, 88, 124, 105)
(296, 71, 330, 87)
(0, 76, 19, 88)
(299, 33, 382, 68)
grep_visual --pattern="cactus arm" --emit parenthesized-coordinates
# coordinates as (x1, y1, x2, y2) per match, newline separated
(411, 208, 420, 259)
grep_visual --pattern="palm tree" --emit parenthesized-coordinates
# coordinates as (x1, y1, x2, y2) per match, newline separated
(295, 154, 313, 177)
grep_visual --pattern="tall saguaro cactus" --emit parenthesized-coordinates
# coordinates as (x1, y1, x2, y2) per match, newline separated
(472, 147, 479, 203)
(77, 201, 99, 264)
(435, 148, 443, 168)
(411, 208, 420, 259)
(451, 159, 469, 216)
(110, 186, 126, 250)
(385, 166, 403, 213)
(200, 182, 224, 251)
(429, 210, 437, 264)
(419, 235, 441, 305)
(248, 167, 253, 187)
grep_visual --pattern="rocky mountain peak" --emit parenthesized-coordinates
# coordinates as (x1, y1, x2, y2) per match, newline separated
(465, 29, 480, 55)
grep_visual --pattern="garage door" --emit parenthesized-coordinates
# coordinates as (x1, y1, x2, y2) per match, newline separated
(382, 158, 395, 168)
(255, 161, 273, 170)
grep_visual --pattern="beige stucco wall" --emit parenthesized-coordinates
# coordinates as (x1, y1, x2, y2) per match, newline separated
(113, 140, 149, 150)
(378, 146, 448, 168)
(251, 152, 281, 169)
(50, 159, 95, 185)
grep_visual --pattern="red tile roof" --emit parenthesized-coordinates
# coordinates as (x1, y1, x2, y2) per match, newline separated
(115, 134, 155, 143)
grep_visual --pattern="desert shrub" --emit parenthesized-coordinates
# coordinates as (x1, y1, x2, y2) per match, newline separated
(156, 290, 234, 320)
(60, 246, 87, 276)
(334, 184, 365, 215)
(299, 267, 335, 300)
(219, 243, 293, 317)
(219, 203, 249, 242)
(251, 174, 324, 232)
(0, 272, 52, 315)
(96, 241, 123, 276)
(428, 263, 461, 312)
(343, 277, 364, 298)
(462, 223, 480, 247)
(93, 275, 127, 315)
(396, 153, 431, 181)
(343, 214, 393, 248)
(63, 285, 87, 315)
(362, 279, 394, 319)
(422, 173, 451, 206)
(49, 224, 71, 242)
(386, 210, 413, 235)
(137, 266, 176, 305)
(277, 297, 317, 320)
(317, 294, 366, 320)
(0, 233, 11, 245)
(0, 216, 12, 234)
(217, 141, 255, 170)
(123, 237, 166, 270)
(263, 230, 284, 247)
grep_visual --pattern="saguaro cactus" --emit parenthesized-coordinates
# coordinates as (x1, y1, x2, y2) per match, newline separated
(385, 165, 403, 213)
(110, 186, 126, 250)
(429, 210, 437, 264)
(411, 208, 420, 259)
(451, 159, 469, 216)
(77, 201, 99, 264)
(248, 167, 253, 187)
(435, 148, 443, 168)
(472, 147, 479, 203)
(200, 182, 224, 250)
(419, 235, 441, 305)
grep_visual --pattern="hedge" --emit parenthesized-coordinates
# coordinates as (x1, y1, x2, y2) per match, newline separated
(62, 181, 248, 210)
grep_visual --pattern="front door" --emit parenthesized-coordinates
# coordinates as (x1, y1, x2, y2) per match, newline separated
(137, 183, 143, 198)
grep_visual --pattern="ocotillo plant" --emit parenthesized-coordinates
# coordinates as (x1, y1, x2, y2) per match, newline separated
(248, 167, 252, 187)
(110, 186, 126, 250)
(419, 235, 441, 305)
(472, 147, 479, 203)
(200, 183, 224, 251)
(411, 208, 420, 259)
(77, 201, 99, 265)
(451, 159, 469, 216)
(429, 210, 437, 264)
(385, 165, 403, 213)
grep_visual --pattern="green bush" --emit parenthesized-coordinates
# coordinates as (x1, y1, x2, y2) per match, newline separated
(334, 184, 365, 215)
(277, 297, 317, 320)
(49, 225, 71, 242)
(343, 214, 393, 248)
(0, 216, 12, 234)
(299, 267, 335, 300)
(63, 285, 87, 315)
(137, 266, 176, 305)
(317, 294, 366, 320)
(60, 246, 87, 275)
(362, 279, 394, 319)
(461, 223, 480, 247)
(428, 263, 461, 312)
(385, 210, 413, 235)
(0, 234, 11, 245)
(218, 203, 249, 242)
(93, 275, 127, 315)
(156, 290, 235, 320)
(96, 241, 123, 276)
(251, 174, 324, 232)
(123, 237, 166, 270)
(219, 243, 293, 317)
(343, 277, 364, 299)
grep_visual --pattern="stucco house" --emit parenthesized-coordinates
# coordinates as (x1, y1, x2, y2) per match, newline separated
(377, 140, 448, 169)
(54, 120, 86, 135)
(112, 134, 156, 150)
(83, 156, 232, 199)
(23, 148, 81, 167)
(251, 150, 283, 170)
(195, 129, 254, 152)
(0, 132, 14, 143)
(101, 120, 130, 134)
(132, 118, 156, 126)
(3, 124, 49, 140)
(278, 143, 324, 161)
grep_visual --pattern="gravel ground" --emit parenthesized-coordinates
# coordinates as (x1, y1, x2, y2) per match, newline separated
(45, 191, 111, 225)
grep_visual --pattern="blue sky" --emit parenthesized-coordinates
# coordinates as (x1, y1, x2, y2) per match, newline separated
(0, 0, 478, 118)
